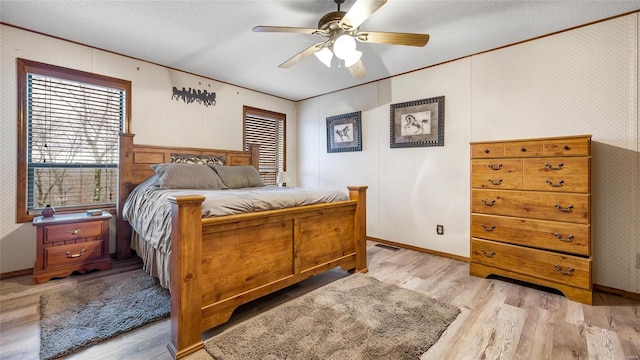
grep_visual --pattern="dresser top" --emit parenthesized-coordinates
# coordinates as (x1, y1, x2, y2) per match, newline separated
(470, 134, 591, 145)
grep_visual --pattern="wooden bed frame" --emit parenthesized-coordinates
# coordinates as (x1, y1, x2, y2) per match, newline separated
(116, 133, 368, 359)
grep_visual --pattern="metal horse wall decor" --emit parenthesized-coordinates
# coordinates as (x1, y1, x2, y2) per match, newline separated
(171, 87, 217, 107)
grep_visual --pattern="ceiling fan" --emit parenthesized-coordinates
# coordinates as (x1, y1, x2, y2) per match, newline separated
(252, 0, 430, 79)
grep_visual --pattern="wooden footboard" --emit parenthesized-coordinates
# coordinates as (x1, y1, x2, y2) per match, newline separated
(166, 187, 367, 359)
(117, 134, 367, 359)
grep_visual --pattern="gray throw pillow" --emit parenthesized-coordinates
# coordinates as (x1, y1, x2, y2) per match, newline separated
(152, 163, 227, 190)
(210, 165, 265, 189)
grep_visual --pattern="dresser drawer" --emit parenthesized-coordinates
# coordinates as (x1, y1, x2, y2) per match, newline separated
(471, 159, 522, 190)
(44, 220, 104, 243)
(44, 240, 105, 267)
(544, 137, 590, 157)
(471, 214, 590, 256)
(471, 238, 591, 289)
(522, 157, 590, 193)
(471, 189, 590, 224)
(504, 140, 543, 157)
(471, 143, 504, 158)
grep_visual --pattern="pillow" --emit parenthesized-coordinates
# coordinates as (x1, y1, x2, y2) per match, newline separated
(170, 153, 226, 166)
(210, 165, 265, 189)
(151, 163, 227, 190)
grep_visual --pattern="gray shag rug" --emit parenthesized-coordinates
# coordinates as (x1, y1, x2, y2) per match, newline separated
(39, 270, 170, 360)
(205, 273, 460, 360)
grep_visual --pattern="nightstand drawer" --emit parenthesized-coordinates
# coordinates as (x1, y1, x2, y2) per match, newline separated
(44, 240, 104, 267)
(44, 221, 104, 243)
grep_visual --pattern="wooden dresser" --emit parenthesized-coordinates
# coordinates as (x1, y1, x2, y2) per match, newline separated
(469, 135, 592, 304)
(33, 212, 112, 284)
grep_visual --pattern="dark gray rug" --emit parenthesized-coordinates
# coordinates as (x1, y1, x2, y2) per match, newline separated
(205, 273, 460, 360)
(39, 270, 170, 360)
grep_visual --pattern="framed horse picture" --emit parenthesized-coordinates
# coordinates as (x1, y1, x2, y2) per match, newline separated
(390, 96, 444, 148)
(326, 111, 362, 153)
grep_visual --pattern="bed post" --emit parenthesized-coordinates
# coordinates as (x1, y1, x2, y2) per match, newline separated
(348, 186, 368, 273)
(116, 133, 135, 260)
(167, 195, 205, 359)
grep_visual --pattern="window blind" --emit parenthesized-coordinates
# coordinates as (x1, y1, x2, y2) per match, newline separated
(244, 113, 285, 185)
(27, 73, 124, 210)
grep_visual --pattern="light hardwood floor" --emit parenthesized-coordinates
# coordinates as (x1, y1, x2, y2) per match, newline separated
(1, 241, 638, 359)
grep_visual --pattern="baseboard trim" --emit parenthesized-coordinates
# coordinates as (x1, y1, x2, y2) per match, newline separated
(367, 236, 470, 263)
(593, 284, 640, 301)
(0, 268, 33, 280)
(366, 236, 640, 301)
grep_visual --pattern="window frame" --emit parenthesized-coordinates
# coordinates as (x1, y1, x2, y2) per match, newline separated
(242, 106, 286, 185)
(16, 59, 131, 223)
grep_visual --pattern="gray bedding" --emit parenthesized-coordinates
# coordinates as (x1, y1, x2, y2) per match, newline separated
(123, 175, 350, 255)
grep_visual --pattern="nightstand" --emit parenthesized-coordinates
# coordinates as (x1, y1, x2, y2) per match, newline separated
(32, 212, 112, 284)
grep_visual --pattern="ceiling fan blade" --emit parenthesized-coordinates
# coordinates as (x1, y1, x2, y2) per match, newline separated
(356, 31, 429, 47)
(348, 59, 367, 79)
(279, 42, 326, 68)
(252, 26, 319, 35)
(339, 0, 387, 30)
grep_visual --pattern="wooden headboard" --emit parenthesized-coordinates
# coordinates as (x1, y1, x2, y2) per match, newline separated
(116, 133, 259, 259)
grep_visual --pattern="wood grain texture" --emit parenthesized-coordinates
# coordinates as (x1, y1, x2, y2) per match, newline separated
(470, 135, 593, 305)
(0, 243, 638, 359)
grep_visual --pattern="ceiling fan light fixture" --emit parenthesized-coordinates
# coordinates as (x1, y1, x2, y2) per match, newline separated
(333, 34, 356, 60)
(344, 50, 362, 68)
(314, 47, 333, 67)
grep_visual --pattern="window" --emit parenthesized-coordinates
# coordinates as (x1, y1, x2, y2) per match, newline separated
(16, 59, 131, 222)
(243, 106, 286, 185)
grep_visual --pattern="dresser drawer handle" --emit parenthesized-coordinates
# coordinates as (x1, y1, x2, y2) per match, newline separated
(481, 199, 496, 206)
(545, 179, 564, 187)
(68, 229, 82, 235)
(554, 264, 574, 276)
(520, 147, 527, 152)
(552, 233, 574, 242)
(488, 178, 503, 186)
(483, 149, 490, 154)
(65, 249, 86, 258)
(545, 162, 564, 171)
(481, 249, 496, 258)
(554, 204, 573, 212)
(487, 163, 502, 170)
(562, 145, 571, 151)
(481, 224, 496, 231)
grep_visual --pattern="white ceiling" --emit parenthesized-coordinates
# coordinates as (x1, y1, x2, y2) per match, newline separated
(1, 1, 638, 101)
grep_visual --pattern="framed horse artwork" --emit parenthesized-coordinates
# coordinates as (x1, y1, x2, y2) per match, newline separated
(390, 96, 445, 148)
(326, 111, 362, 153)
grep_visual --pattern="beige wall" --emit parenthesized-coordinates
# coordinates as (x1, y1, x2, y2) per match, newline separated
(298, 13, 640, 292)
(0, 25, 297, 273)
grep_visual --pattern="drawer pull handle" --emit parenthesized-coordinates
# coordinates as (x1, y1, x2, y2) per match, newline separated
(554, 204, 573, 212)
(553, 233, 574, 242)
(554, 264, 574, 276)
(487, 163, 502, 170)
(563, 145, 571, 151)
(545, 162, 564, 171)
(481, 199, 496, 206)
(481, 249, 496, 258)
(481, 224, 496, 231)
(68, 229, 82, 235)
(520, 147, 527, 152)
(488, 178, 503, 185)
(483, 149, 490, 154)
(65, 249, 86, 259)
(545, 179, 564, 187)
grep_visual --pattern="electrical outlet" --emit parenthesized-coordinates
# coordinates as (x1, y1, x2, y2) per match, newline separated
(436, 225, 444, 235)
